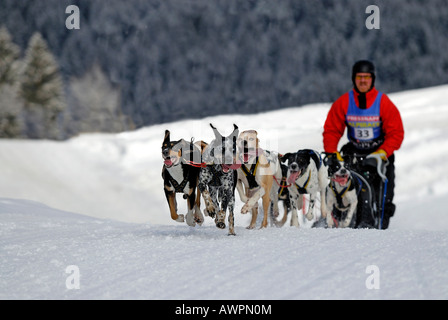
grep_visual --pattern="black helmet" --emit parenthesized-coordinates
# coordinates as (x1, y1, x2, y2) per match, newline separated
(352, 60, 375, 89)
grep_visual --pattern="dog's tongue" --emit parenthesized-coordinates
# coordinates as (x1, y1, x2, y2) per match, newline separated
(222, 163, 241, 172)
(288, 171, 300, 185)
(334, 175, 349, 186)
(243, 153, 250, 163)
(229, 163, 241, 170)
(164, 159, 173, 166)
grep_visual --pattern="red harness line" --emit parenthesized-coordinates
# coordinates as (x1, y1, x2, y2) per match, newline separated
(331, 212, 339, 227)
(184, 160, 207, 168)
(273, 175, 310, 216)
(273, 175, 291, 188)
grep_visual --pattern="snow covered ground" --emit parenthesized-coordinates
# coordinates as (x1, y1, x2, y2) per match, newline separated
(1, 84, 448, 300)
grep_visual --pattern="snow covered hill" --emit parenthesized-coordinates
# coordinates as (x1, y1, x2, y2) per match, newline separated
(1, 85, 448, 300)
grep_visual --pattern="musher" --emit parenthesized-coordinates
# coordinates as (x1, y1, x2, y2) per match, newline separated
(322, 60, 404, 229)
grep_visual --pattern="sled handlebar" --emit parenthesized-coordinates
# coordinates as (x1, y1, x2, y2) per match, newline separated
(365, 153, 388, 181)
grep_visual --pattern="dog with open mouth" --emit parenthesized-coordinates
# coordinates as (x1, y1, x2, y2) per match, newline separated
(281, 149, 327, 227)
(235, 130, 281, 229)
(162, 130, 206, 226)
(323, 153, 359, 228)
(198, 123, 241, 235)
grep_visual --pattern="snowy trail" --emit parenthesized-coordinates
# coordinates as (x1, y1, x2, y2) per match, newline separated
(1, 198, 448, 300)
(1, 85, 448, 300)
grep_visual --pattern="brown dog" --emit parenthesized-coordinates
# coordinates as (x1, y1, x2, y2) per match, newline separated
(236, 130, 278, 229)
(161, 130, 206, 226)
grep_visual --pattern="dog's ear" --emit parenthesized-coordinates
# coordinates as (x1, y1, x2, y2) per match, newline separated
(230, 124, 239, 144)
(280, 153, 291, 163)
(323, 152, 332, 166)
(210, 123, 223, 141)
(163, 130, 170, 146)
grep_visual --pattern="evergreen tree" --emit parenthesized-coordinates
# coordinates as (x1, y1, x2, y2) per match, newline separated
(0, 26, 20, 85)
(19, 32, 65, 139)
(0, 26, 23, 138)
(67, 64, 129, 134)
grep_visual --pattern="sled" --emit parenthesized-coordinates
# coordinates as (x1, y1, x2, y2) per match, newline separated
(343, 153, 389, 229)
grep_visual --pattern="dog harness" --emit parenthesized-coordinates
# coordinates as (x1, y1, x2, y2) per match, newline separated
(240, 157, 260, 189)
(346, 90, 384, 150)
(274, 176, 290, 196)
(167, 170, 190, 193)
(329, 179, 354, 209)
(329, 173, 363, 209)
(294, 170, 311, 194)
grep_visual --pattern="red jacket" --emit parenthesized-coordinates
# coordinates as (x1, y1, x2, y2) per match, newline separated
(323, 87, 404, 157)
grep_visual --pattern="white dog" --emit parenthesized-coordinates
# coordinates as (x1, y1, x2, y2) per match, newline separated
(281, 149, 327, 227)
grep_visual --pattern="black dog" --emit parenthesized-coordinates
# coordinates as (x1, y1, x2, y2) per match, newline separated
(199, 124, 240, 235)
(162, 130, 206, 226)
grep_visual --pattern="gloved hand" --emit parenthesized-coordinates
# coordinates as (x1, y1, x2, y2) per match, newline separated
(369, 149, 388, 161)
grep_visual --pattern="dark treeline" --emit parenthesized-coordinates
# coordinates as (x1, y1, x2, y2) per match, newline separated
(1, 0, 447, 139)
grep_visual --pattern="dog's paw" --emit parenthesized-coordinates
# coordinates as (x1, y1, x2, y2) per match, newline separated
(194, 208, 204, 225)
(185, 212, 196, 227)
(205, 209, 216, 218)
(175, 214, 185, 223)
(194, 216, 204, 226)
(340, 220, 350, 228)
(306, 212, 314, 221)
(216, 221, 226, 229)
(241, 203, 252, 214)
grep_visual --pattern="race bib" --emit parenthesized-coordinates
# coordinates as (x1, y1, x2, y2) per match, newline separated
(353, 127, 374, 140)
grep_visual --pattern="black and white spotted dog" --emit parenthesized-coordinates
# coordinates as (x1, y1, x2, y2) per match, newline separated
(281, 149, 327, 227)
(323, 153, 360, 228)
(198, 123, 240, 235)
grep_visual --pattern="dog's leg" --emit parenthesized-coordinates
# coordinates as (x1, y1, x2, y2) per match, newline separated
(325, 191, 335, 228)
(306, 194, 316, 221)
(194, 186, 204, 225)
(236, 179, 248, 203)
(201, 189, 217, 218)
(228, 196, 236, 235)
(248, 206, 258, 229)
(164, 188, 184, 223)
(260, 191, 271, 229)
(320, 188, 327, 219)
(289, 191, 302, 227)
(340, 194, 358, 228)
(215, 210, 226, 229)
(185, 190, 197, 227)
(198, 168, 214, 217)
(241, 186, 262, 214)
(228, 210, 235, 235)
(270, 184, 280, 218)
(280, 202, 289, 226)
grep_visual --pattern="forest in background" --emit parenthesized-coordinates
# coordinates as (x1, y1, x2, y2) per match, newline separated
(0, 0, 447, 139)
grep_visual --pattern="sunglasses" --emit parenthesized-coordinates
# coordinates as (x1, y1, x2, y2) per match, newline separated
(355, 75, 372, 80)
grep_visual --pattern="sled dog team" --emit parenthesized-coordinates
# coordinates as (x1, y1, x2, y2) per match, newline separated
(162, 124, 358, 235)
